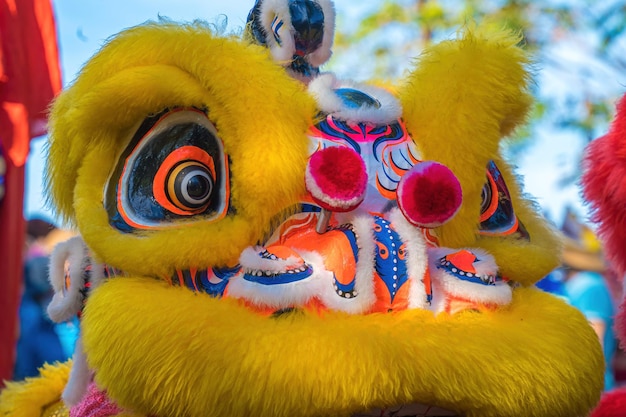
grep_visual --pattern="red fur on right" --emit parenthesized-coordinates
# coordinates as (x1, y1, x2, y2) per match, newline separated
(582, 94, 626, 277)
(582, 94, 626, 347)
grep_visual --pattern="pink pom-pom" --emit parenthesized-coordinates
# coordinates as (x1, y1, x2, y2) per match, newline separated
(397, 161, 462, 228)
(306, 146, 367, 212)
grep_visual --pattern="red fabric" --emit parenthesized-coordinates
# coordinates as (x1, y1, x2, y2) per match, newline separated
(0, 0, 61, 386)
(0, 0, 62, 166)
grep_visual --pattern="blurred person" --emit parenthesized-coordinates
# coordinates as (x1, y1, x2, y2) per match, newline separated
(13, 218, 75, 379)
(560, 216, 617, 392)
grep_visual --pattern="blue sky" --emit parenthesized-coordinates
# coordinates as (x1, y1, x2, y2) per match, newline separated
(24, 0, 617, 228)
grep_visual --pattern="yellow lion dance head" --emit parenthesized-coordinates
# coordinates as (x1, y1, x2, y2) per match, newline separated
(1, 2, 603, 417)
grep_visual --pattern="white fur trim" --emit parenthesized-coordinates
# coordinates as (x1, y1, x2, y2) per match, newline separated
(428, 247, 512, 308)
(227, 266, 322, 309)
(239, 246, 304, 273)
(228, 246, 322, 309)
(88, 259, 107, 290)
(61, 337, 91, 407)
(47, 236, 89, 323)
(308, 73, 403, 124)
(388, 209, 431, 310)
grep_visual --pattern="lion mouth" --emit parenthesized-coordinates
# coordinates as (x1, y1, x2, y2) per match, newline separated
(353, 402, 459, 416)
(242, 248, 314, 284)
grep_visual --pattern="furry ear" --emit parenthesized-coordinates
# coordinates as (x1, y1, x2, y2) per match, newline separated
(399, 27, 533, 249)
(398, 27, 561, 285)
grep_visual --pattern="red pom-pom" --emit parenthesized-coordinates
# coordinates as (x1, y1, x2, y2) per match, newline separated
(306, 146, 367, 212)
(397, 161, 462, 228)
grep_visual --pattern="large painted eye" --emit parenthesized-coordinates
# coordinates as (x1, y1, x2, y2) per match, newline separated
(168, 162, 213, 210)
(153, 146, 216, 215)
(104, 108, 230, 232)
(478, 160, 529, 240)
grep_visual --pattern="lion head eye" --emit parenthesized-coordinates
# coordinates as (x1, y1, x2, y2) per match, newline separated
(478, 160, 528, 240)
(104, 108, 230, 232)
(153, 147, 216, 215)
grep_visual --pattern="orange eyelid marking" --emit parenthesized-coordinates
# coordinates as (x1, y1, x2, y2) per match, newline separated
(479, 173, 498, 222)
(153, 146, 215, 216)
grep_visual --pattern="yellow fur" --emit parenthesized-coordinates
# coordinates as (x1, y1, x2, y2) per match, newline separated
(400, 27, 561, 285)
(46, 22, 316, 274)
(83, 277, 602, 417)
(0, 361, 70, 417)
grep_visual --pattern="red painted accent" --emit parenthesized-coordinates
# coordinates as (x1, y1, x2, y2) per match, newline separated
(445, 250, 478, 274)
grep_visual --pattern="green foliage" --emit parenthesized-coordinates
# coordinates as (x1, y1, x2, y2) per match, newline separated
(328, 0, 626, 188)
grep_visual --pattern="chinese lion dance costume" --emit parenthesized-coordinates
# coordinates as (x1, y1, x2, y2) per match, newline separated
(0, 1, 604, 416)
